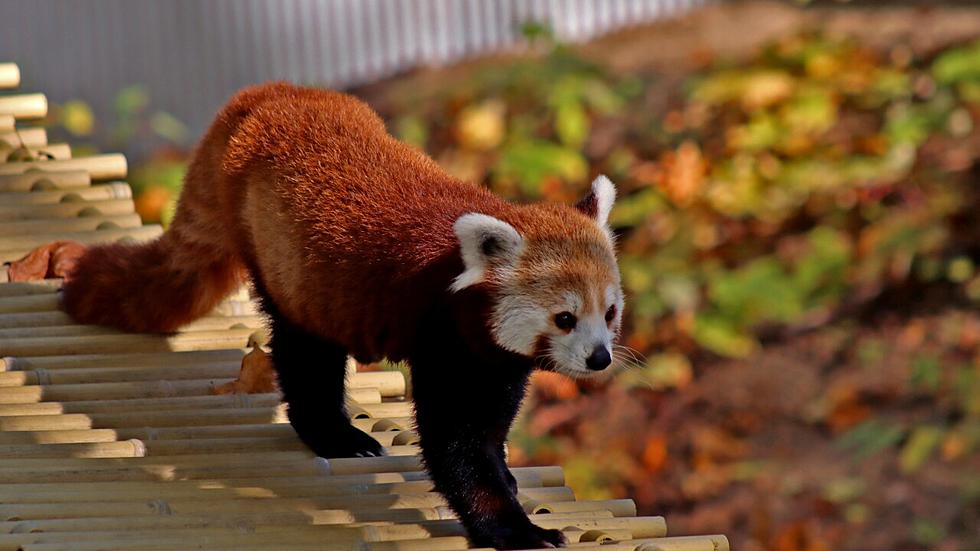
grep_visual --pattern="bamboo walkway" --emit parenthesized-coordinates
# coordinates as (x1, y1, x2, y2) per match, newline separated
(0, 64, 730, 551)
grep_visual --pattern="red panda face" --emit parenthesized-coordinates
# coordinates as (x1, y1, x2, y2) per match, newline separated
(452, 176, 623, 377)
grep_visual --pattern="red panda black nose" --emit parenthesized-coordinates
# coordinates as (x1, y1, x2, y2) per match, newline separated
(585, 346, 612, 371)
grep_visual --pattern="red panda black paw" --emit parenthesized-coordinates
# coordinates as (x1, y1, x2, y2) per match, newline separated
(309, 424, 385, 459)
(473, 523, 566, 550)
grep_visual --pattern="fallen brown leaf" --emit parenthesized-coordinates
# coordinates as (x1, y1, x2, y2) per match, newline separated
(7, 241, 87, 282)
(211, 347, 279, 395)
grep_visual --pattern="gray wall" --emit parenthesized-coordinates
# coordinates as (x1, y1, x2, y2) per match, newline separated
(1, 0, 704, 156)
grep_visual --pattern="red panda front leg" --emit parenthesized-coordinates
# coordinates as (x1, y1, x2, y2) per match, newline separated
(411, 355, 566, 549)
(264, 308, 384, 458)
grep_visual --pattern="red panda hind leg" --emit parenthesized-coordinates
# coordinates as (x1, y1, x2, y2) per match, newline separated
(257, 283, 384, 458)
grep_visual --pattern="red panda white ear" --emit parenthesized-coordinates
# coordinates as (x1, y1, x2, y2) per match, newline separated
(575, 175, 617, 229)
(451, 213, 524, 292)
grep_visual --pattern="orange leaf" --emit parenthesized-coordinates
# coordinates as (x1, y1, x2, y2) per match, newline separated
(7, 241, 87, 282)
(641, 434, 668, 473)
(657, 140, 706, 206)
(212, 347, 279, 395)
(531, 371, 579, 400)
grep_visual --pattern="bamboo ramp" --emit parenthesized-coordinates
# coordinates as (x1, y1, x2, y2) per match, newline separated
(0, 65, 729, 551)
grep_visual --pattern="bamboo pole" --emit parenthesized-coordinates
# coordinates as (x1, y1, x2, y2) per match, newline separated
(0, 127, 47, 149)
(569, 535, 731, 551)
(0, 115, 13, 132)
(0, 213, 142, 236)
(0, 169, 89, 192)
(527, 499, 637, 517)
(0, 460, 468, 486)
(0, 380, 378, 405)
(0, 293, 60, 313)
(0, 182, 131, 205)
(0, 476, 569, 506)
(562, 527, 635, 543)
(0, 348, 248, 368)
(0, 64, 18, 89)
(0, 479, 450, 503)
(0, 392, 283, 415)
(0, 153, 126, 179)
(0, 223, 161, 252)
(0, 525, 476, 548)
(0, 459, 336, 484)
(0, 450, 318, 468)
(0, 361, 240, 385)
(0, 425, 413, 448)
(0, 311, 255, 331)
(0, 363, 402, 397)
(0, 494, 585, 525)
(0, 143, 71, 161)
(140, 439, 418, 458)
(0, 326, 258, 356)
(352, 417, 415, 433)
(0, 314, 261, 337)
(0, 292, 253, 316)
(12, 533, 477, 551)
(0, 93, 46, 119)
(0, 279, 62, 298)
(0, 406, 404, 431)
(0, 230, 163, 265)
(0, 408, 285, 431)
(0, 511, 608, 537)
(0, 198, 135, 221)
(0, 324, 118, 339)
(530, 516, 667, 539)
(0, 439, 145, 459)
(346, 402, 416, 420)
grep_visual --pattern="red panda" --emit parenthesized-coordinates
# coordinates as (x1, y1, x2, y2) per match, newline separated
(62, 83, 624, 550)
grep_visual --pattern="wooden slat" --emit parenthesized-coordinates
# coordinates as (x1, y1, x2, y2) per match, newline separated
(0, 169, 90, 192)
(0, 143, 71, 161)
(0, 93, 46, 119)
(0, 153, 127, 179)
(0, 127, 47, 148)
(0, 64, 19, 89)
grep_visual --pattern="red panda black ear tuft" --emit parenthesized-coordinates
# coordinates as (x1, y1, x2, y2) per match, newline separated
(451, 213, 524, 292)
(575, 175, 617, 229)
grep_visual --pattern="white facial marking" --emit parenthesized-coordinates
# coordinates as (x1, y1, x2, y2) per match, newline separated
(491, 292, 548, 356)
(450, 213, 524, 292)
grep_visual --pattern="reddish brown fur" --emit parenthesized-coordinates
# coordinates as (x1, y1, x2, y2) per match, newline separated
(63, 82, 605, 352)
(60, 82, 613, 549)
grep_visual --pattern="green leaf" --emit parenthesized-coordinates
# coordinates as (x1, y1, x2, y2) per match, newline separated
(822, 477, 866, 504)
(932, 39, 980, 84)
(115, 85, 149, 117)
(899, 425, 944, 473)
(554, 100, 589, 149)
(149, 112, 188, 144)
(909, 355, 941, 392)
(60, 100, 94, 136)
(693, 314, 758, 358)
(393, 115, 429, 149)
(911, 517, 946, 546)
(608, 189, 668, 227)
(837, 419, 905, 460)
(494, 139, 587, 195)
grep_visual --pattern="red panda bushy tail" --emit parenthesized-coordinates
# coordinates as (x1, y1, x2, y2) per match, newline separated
(61, 83, 301, 333)
(61, 229, 244, 334)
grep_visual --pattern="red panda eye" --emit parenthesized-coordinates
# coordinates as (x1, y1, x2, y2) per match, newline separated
(605, 305, 616, 323)
(554, 312, 577, 331)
